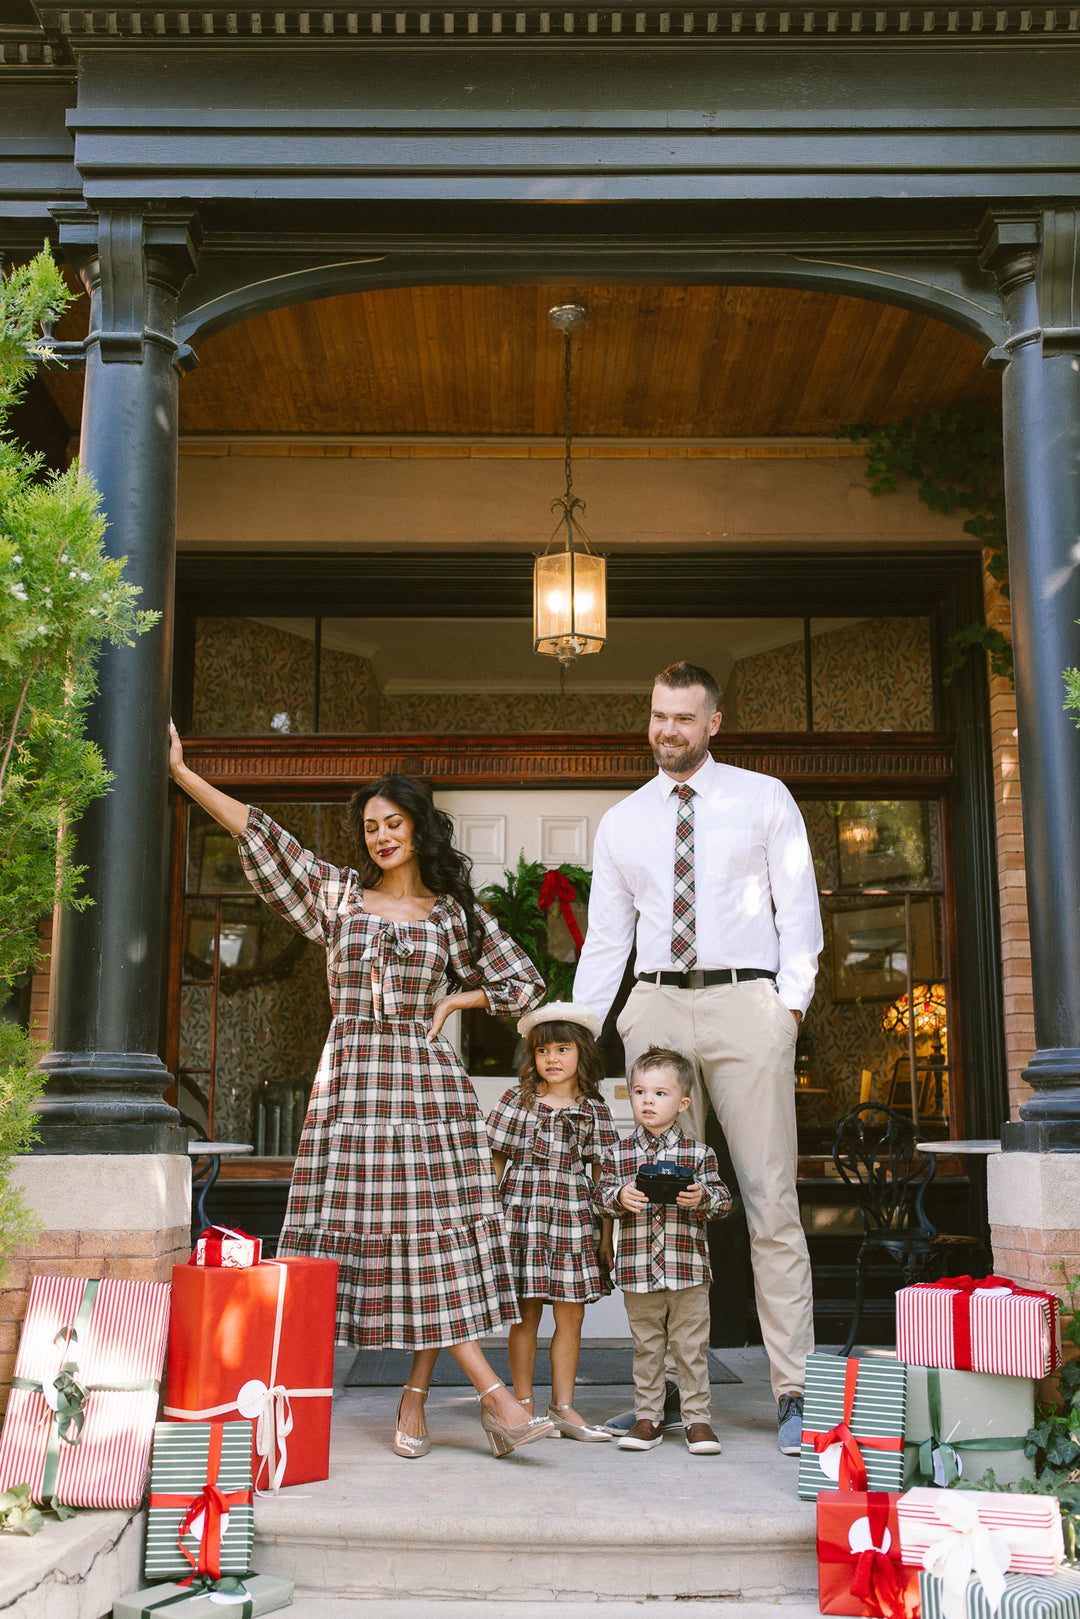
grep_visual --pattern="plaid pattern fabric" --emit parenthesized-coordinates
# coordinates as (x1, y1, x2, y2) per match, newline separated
(487, 1089, 620, 1302)
(236, 809, 544, 1349)
(670, 782, 697, 967)
(596, 1124, 731, 1293)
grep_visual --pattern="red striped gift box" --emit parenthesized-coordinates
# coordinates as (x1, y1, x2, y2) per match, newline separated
(895, 1277, 1061, 1378)
(898, 1487, 1065, 1576)
(0, 1274, 170, 1508)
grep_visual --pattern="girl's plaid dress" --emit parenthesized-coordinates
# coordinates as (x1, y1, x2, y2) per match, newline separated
(236, 809, 544, 1350)
(486, 1089, 619, 1303)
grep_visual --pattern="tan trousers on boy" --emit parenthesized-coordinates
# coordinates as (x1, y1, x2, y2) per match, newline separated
(624, 1281, 712, 1423)
(617, 976, 814, 1400)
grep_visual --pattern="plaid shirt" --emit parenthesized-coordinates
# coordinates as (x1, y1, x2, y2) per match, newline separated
(596, 1124, 731, 1293)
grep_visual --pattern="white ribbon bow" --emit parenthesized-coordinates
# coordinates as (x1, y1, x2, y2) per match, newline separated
(237, 1378, 295, 1493)
(919, 1494, 1010, 1619)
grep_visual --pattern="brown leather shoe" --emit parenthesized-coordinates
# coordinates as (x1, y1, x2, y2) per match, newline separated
(684, 1422, 722, 1454)
(617, 1418, 664, 1451)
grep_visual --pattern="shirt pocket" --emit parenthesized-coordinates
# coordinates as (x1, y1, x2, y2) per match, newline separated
(700, 826, 755, 879)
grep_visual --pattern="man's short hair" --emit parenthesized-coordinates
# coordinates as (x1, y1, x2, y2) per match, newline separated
(630, 1045, 696, 1097)
(654, 660, 721, 715)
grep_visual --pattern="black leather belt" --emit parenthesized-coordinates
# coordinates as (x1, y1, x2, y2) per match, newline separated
(637, 968, 776, 989)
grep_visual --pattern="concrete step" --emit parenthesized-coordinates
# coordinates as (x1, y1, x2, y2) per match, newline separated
(284, 1600, 823, 1618)
(253, 1353, 818, 1606)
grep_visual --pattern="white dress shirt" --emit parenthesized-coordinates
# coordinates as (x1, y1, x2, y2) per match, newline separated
(574, 753, 823, 1022)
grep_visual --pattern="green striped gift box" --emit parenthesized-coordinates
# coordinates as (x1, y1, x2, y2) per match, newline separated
(797, 1354, 907, 1501)
(145, 1422, 254, 1581)
(919, 1568, 1080, 1619)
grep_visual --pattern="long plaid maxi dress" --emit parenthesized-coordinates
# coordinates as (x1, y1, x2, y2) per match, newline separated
(236, 808, 544, 1349)
(487, 1090, 619, 1303)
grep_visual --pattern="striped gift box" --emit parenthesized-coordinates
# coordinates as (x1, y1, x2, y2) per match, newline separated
(895, 1281, 1060, 1378)
(145, 1422, 255, 1582)
(919, 1567, 1080, 1619)
(798, 1355, 907, 1501)
(898, 1488, 1065, 1575)
(0, 1275, 170, 1508)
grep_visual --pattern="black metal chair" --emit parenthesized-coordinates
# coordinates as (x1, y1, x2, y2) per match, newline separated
(831, 1103, 984, 1355)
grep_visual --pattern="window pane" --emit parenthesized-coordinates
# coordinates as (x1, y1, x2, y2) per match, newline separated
(810, 617, 933, 732)
(192, 617, 315, 734)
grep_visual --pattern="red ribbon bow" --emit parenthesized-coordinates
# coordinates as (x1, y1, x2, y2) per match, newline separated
(849, 1494, 909, 1619)
(805, 1359, 904, 1493)
(924, 1274, 1060, 1372)
(149, 1424, 252, 1584)
(538, 870, 584, 954)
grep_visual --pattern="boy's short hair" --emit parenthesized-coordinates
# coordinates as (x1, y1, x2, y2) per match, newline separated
(630, 1045, 695, 1097)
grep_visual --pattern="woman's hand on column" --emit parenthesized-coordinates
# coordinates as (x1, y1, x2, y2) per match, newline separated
(168, 720, 250, 837)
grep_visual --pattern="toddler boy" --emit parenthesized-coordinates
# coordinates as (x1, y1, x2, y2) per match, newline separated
(597, 1045, 731, 1455)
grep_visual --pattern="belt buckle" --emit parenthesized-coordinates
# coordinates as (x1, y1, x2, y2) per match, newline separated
(687, 969, 706, 990)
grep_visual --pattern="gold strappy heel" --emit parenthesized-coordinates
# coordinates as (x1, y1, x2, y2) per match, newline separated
(476, 1381, 555, 1457)
(393, 1384, 431, 1458)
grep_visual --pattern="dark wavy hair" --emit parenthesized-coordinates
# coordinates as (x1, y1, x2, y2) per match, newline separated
(518, 1019, 606, 1111)
(343, 773, 485, 968)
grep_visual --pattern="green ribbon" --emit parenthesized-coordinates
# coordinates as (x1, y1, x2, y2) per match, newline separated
(10, 1280, 159, 1508)
(133, 1574, 254, 1618)
(913, 1367, 1028, 1486)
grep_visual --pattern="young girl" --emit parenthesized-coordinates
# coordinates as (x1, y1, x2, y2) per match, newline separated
(487, 1000, 619, 1442)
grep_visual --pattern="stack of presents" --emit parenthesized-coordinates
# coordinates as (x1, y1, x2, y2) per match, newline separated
(801, 1276, 1079, 1619)
(0, 1226, 336, 1617)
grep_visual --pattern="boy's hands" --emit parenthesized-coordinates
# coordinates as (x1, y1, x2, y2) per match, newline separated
(676, 1181, 705, 1209)
(618, 1182, 649, 1213)
(597, 1234, 615, 1275)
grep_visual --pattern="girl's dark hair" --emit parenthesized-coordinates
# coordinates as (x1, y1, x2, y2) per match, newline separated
(519, 1019, 606, 1110)
(343, 773, 485, 968)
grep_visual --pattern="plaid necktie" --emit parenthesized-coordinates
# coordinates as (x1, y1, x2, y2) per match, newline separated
(671, 783, 697, 968)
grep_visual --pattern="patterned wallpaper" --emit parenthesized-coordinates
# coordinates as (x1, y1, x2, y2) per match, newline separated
(191, 614, 932, 736)
(726, 617, 933, 732)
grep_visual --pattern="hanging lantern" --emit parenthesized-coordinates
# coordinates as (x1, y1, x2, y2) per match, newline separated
(533, 304, 607, 667)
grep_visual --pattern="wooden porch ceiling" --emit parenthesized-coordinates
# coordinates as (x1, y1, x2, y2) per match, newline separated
(42, 281, 999, 439)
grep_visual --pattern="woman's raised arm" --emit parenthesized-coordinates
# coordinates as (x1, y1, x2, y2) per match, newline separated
(169, 721, 250, 838)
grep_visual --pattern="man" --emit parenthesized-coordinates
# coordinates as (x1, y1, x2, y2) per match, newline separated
(573, 660, 823, 1455)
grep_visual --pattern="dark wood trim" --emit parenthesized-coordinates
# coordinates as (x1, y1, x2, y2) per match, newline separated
(177, 730, 957, 796)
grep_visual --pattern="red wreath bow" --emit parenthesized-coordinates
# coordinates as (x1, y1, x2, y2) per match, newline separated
(538, 870, 584, 954)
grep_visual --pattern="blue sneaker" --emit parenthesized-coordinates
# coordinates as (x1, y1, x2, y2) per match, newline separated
(777, 1392, 804, 1455)
(603, 1379, 682, 1436)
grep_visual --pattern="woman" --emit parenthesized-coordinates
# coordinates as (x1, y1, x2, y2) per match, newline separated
(169, 725, 554, 1458)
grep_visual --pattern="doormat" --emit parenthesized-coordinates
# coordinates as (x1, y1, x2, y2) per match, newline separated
(344, 1342, 741, 1387)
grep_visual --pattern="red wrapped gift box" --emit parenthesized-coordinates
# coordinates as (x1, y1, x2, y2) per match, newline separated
(189, 1226, 262, 1269)
(163, 1257, 337, 1491)
(818, 1490, 921, 1619)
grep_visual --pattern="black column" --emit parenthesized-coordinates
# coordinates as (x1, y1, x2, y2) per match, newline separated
(34, 208, 199, 1154)
(982, 212, 1080, 1151)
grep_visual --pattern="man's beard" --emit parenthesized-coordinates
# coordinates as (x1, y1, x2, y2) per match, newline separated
(652, 737, 709, 774)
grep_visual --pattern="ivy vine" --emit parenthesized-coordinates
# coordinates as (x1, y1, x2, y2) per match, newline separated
(834, 405, 1013, 684)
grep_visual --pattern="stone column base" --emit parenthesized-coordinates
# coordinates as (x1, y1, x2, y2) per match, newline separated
(0, 1154, 190, 1412)
(987, 1149, 1080, 1289)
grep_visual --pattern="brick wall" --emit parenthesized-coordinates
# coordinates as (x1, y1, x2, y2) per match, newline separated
(983, 553, 1034, 1120)
(0, 1214, 190, 1414)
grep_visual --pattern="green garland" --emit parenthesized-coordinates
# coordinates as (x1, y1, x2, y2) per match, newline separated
(479, 854, 591, 1003)
(835, 405, 1013, 684)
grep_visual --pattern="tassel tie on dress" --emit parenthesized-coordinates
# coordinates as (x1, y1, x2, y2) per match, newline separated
(365, 922, 416, 1029)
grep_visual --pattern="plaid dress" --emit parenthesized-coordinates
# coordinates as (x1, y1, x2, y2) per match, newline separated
(487, 1090, 619, 1303)
(236, 809, 544, 1349)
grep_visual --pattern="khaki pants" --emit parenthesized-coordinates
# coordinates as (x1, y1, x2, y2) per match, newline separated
(617, 978, 814, 1399)
(624, 1280, 712, 1423)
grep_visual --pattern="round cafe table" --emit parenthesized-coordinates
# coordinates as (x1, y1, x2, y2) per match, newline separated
(916, 1137, 1001, 1260)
